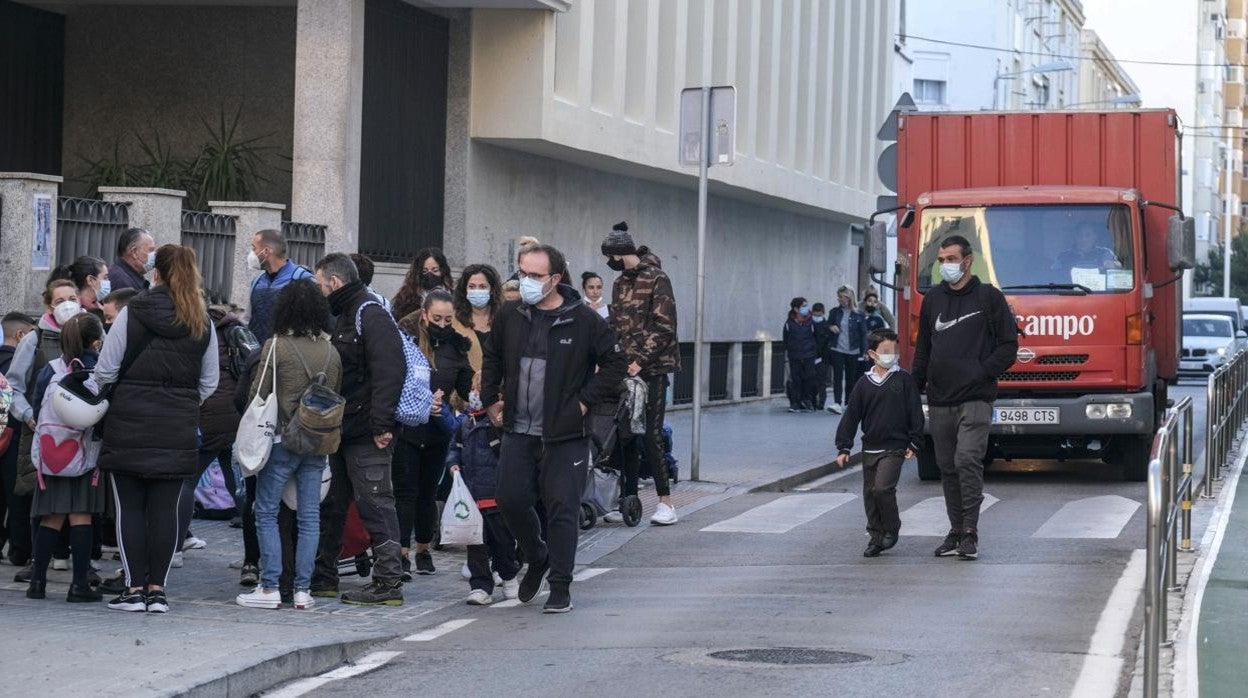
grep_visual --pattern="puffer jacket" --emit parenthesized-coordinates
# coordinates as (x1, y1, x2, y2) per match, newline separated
(444, 412, 503, 504)
(607, 247, 680, 378)
(199, 309, 245, 451)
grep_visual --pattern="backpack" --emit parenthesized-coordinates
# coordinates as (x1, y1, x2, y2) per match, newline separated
(193, 460, 238, 520)
(222, 324, 262, 380)
(354, 301, 433, 428)
(32, 359, 102, 488)
(280, 338, 346, 456)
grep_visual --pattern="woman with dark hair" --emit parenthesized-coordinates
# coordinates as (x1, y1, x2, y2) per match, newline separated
(237, 280, 341, 611)
(94, 244, 218, 614)
(581, 271, 609, 319)
(393, 289, 474, 578)
(53, 256, 110, 316)
(392, 248, 453, 322)
(453, 264, 503, 345)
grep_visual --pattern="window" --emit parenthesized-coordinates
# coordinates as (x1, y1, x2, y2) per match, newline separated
(913, 78, 946, 105)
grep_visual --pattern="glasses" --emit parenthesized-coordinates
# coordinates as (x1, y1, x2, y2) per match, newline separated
(516, 271, 552, 281)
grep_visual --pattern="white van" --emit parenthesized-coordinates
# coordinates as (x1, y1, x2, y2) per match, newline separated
(1184, 297, 1245, 331)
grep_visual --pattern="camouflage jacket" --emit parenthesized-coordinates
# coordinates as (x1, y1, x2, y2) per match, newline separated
(609, 248, 681, 378)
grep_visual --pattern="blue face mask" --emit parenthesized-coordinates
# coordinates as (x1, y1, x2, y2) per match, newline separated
(466, 289, 491, 308)
(519, 276, 550, 306)
(798, 305, 811, 316)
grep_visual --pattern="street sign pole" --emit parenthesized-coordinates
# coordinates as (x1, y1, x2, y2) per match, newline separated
(690, 85, 710, 482)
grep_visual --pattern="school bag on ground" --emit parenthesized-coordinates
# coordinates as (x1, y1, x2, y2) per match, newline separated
(354, 301, 433, 428)
(280, 338, 345, 456)
(440, 470, 484, 545)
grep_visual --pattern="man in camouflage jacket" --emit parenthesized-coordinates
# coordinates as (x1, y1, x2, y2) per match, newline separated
(602, 221, 682, 526)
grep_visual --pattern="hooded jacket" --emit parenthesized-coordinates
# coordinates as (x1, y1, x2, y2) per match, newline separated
(481, 285, 628, 443)
(326, 281, 405, 442)
(912, 276, 1018, 406)
(608, 248, 680, 379)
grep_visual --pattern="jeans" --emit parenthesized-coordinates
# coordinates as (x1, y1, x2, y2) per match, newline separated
(313, 440, 403, 587)
(928, 400, 992, 532)
(254, 443, 325, 591)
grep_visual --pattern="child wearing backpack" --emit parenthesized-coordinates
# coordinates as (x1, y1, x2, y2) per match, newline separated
(27, 312, 107, 601)
(834, 329, 925, 558)
(444, 397, 519, 605)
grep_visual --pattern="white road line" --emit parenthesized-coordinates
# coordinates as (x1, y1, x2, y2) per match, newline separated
(900, 494, 999, 537)
(572, 567, 613, 582)
(1032, 495, 1141, 539)
(793, 466, 862, 491)
(264, 651, 404, 698)
(700, 493, 856, 534)
(1068, 549, 1146, 698)
(402, 618, 476, 642)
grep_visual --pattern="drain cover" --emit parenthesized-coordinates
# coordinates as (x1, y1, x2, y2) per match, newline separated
(706, 648, 872, 666)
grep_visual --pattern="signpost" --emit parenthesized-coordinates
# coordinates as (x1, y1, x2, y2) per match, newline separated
(679, 85, 735, 482)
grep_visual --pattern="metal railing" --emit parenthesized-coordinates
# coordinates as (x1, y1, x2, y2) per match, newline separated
(56, 197, 129, 267)
(281, 220, 326, 270)
(181, 210, 237, 305)
(1204, 349, 1248, 498)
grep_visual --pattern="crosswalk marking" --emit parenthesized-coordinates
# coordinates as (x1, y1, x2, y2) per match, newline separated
(1032, 495, 1141, 539)
(403, 618, 476, 642)
(572, 567, 613, 582)
(701, 493, 856, 534)
(900, 494, 1000, 537)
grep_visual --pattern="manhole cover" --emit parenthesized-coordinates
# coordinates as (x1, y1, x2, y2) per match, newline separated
(706, 648, 872, 666)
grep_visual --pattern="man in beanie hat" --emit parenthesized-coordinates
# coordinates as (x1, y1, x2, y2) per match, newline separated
(602, 221, 682, 526)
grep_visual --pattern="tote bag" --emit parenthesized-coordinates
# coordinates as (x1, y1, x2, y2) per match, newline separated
(236, 341, 278, 476)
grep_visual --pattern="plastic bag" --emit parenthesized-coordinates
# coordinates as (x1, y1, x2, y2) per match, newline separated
(440, 471, 483, 546)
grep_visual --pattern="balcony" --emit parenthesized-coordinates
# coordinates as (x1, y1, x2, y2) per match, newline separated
(1234, 0, 1247, 21)
(1228, 81, 1245, 111)
(1229, 36, 1246, 65)
(1228, 109, 1245, 128)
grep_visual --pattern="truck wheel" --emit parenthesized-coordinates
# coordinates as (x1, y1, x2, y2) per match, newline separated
(1119, 436, 1152, 482)
(917, 437, 941, 481)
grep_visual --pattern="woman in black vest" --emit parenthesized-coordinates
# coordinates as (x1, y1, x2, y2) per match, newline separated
(94, 245, 218, 614)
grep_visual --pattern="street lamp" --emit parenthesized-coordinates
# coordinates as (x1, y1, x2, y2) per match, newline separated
(993, 59, 1075, 109)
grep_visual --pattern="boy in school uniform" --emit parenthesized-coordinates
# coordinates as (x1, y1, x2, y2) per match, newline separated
(834, 330, 925, 557)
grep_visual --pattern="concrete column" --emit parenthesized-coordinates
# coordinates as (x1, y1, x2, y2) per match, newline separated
(761, 341, 774, 397)
(728, 342, 743, 401)
(210, 201, 286, 315)
(0, 173, 62, 314)
(98, 187, 186, 247)
(291, 0, 365, 255)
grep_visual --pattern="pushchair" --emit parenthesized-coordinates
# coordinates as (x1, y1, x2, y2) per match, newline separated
(580, 403, 643, 530)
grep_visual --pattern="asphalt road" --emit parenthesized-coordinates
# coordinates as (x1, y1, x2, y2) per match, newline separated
(285, 384, 1207, 698)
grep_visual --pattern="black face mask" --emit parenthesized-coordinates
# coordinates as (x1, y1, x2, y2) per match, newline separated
(866, 304, 878, 312)
(420, 271, 442, 289)
(606, 258, 625, 272)
(428, 323, 456, 342)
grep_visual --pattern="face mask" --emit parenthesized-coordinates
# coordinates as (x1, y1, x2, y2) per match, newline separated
(466, 289, 491, 308)
(606, 258, 625, 272)
(247, 250, 263, 271)
(519, 276, 550, 306)
(875, 353, 898, 369)
(428, 323, 456, 341)
(939, 262, 966, 284)
(866, 303, 878, 312)
(421, 271, 442, 289)
(812, 315, 825, 323)
(96, 278, 112, 299)
(144, 250, 156, 273)
(798, 305, 811, 316)
(53, 301, 82, 326)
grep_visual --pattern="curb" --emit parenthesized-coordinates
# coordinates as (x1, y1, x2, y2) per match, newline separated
(744, 454, 860, 493)
(178, 634, 394, 698)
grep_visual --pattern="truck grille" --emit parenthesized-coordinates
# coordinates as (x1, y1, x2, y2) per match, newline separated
(1182, 348, 1207, 358)
(1000, 371, 1080, 382)
(1036, 354, 1089, 365)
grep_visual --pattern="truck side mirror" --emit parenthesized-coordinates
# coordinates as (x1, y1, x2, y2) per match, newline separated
(1167, 214, 1196, 271)
(866, 221, 888, 274)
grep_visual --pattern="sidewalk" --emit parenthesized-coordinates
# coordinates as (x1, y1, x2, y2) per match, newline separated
(0, 397, 843, 697)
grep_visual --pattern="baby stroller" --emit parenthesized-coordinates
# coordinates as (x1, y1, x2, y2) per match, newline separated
(580, 403, 643, 530)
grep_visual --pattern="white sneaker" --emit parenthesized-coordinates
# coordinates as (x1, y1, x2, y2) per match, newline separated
(460, 563, 471, 580)
(183, 536, 207, 551)
(170, 552, 184, 568)
(51, 558, 68, 571)
(650, 503, 679, 526)
(829, 403, 845, 415)
(501, 577, 520, 600)
(466, 589, 493, 605)
(293, 591, 315, 610)
(236, 587, 282, 609)
(603, 511, 624, 524)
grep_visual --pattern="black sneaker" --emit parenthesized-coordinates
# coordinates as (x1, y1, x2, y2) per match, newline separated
(543, 584, 572, 614)
(863, 543, 884, 558)
(957, 530, 978, 560)
(414, 551, 435, 576)
(145, 590, 169, 613)
(67, 583, 103, 603)
(401, 556, 413, 582)
(240, 564, 259, 587)
(518, 556, 550, 603)
(881, 533, 899, 550)
(13, 565, 32, 583)
(934, 530, 962, 557)
(108, 591, 147, 612)
(99, 572, 128, 595)
(340, 580, 404, 606)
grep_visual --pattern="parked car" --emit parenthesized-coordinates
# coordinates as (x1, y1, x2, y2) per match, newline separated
(1184, 296, 1245, 331)
(1180, 313, 1246, 376)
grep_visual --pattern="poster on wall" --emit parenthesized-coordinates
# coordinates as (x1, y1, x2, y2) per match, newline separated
(32, 195, 51, 270)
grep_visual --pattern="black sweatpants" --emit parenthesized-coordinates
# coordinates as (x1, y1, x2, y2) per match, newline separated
(392, 437, 448, 549)
(109, 473, 185, 589)
(787, 357, 819, 409)
(829, 351, 861, 404)
(622, 375, 672, 498)
(467, 508, 520, 593)
(496, 434, 589, 588)
(313, 440, 403, 587)
(0, 440, 32, 565)
(862, 450, 905, 543)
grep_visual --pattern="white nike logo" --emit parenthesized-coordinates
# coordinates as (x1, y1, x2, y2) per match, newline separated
(573, 460, 585, 468)
(934, 311, 982, 332)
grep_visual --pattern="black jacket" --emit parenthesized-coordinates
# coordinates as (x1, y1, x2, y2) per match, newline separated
(397, 315, 474, 446)
(199, 311, 244, 451)
(327, 281, 405, 443)
(481, 286, 628, 443)
(912, 276, 1018, 406)
(783, 313, 818, 360)
(835, 368, 925, 455)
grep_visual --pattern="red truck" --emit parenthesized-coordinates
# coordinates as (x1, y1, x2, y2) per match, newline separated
(866, 110, 1195, 481)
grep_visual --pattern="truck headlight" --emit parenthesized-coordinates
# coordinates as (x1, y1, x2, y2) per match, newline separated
(1087, 403, 1132, 419)
(1086, 404, 1107, 419)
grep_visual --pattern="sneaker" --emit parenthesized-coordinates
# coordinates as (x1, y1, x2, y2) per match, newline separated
(236, 587, 282, 609)
(830, 403, 845, 415)
(99, 571, 128, 594)
(519, 556, 550, 603)
(293, 591, 315, 610)
(145, 590, 169, 613)
(340, 580, 404, 606)
(310, 585, 340, 598)
(863, 543, 884, 558)
(169, 552, 184, 569)
(229, 558, 246, 570)
(51, 558, 68, 571)
(183, 536, 207, 551)
(67, 583, 103, 603)
(543, 585, 572, 614)
(401, 556, 413, 583)
(882, 533, 899, 551)
(650, 503, 678, 526)
(957, 530, 978, 560)
(466, 589, 493, 605)
(934, 530, 962, 557)
(603, 511, 624, 524)
(787, 407, 803, 413)
(414, 551, 435, 575)
(460, 563, 471, 580)
(108, 590, 147, 612)
(13, 565, 31, 583)
(500, 576, 520, 600)
(240, 564, 259, 587)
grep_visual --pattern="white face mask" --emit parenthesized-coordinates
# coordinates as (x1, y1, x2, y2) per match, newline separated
(939, 261, 965, 284)
(53, 300, 82, 326)
(466, 289, 491, 308)
(519, 276, 550, 306)
(874, 353, 898, 369)
(247, 250, 263, 271)
(96, 278, 112, 299)
(144, 250, 157, 273)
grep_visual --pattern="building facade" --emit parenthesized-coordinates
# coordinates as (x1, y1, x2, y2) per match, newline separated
(1193, 1, 1231, 276)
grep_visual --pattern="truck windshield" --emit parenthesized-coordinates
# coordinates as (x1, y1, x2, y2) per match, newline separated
(916, 204, 1135, 294)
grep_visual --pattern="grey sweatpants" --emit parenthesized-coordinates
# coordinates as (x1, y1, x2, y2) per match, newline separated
(927, 400, 991, 532)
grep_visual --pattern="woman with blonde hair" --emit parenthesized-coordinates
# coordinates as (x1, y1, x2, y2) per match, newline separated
(94, 244, 219, 614)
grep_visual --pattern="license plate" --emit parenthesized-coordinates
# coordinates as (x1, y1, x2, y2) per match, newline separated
(1180, 361, 1203, 370)
(993, 408, 1059, 425)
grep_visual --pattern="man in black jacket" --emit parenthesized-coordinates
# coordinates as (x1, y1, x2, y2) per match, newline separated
(912, 235, 1017, 561)
(482, 244, 627, 614)
(311, 253, 407, 605)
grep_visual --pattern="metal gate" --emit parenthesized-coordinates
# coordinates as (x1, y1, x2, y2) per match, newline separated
(56, 197, 129, 267)
(181, 210, 236, 304)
